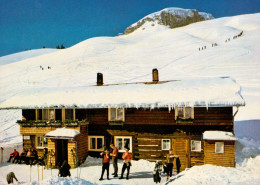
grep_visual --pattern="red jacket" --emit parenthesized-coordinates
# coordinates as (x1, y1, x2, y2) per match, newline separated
(102, 153, 110, 163)
(122, 152, 133, 162)
(10, 151, 19, 158)
(111, 148, 118, 159)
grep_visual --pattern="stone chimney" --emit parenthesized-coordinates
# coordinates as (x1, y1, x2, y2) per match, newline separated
(97, 73, 103, 86)
(152, 68, 159, 83)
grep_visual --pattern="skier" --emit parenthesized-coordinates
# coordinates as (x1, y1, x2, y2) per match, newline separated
(175, 155, 181, 174)
(153, 161, 162, 183)
(99, 149, 110, 180)
(119, 148, 133, 180)
(110, 144, 118, 177)
(166, 150, 175, 180)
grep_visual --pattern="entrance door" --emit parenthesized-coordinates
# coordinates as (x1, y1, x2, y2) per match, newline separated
(56, 139, 68, 166)
(172, 139, 190, 171)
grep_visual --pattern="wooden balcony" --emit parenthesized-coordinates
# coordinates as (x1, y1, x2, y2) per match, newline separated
(17, 119, 89, 127)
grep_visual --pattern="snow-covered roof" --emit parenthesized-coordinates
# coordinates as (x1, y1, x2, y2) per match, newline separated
(45, 127, 80, 139)
(203, 131, 237, 141)
(0, 77, 245, 109)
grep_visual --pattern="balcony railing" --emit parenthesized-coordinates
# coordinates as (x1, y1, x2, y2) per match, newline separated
(17, 119, 89, 127)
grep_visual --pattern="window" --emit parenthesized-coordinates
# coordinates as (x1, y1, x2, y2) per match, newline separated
(41, 109, 55, 120)
(23, 135, 30, 140)
(191, 140, 201, 152)
(65, 109, 75, 120)
(162, 139, 171, 150)
(49, 109, 55, 120)
(175, 107, 194, 119)
(108, 108, 125, 121)
(36, 136, 48, 148)
(215, 142, 224, 153)
(114, 136, 132, 152)
(88, 136, 104, 151)
(42, 109, 48, 120)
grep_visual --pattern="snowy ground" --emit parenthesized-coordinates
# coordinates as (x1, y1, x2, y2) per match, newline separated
(0, 155, 260, 185)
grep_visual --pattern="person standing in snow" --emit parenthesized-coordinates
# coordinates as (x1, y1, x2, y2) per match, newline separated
(119, 148, 133, 180)
(110, 144, 118, 177)
(175, 155, 181, 174)
(166, 150, 175, 180)
(153, 161, 163, 183)
(6, 172, 18, 184)
(99, 149, 110, 180)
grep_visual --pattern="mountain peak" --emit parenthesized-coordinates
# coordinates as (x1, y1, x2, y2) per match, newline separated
(125, 7, 214, 34)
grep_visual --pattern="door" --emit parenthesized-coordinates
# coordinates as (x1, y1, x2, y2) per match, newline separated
(56, 139, 68, 166)
(172, 139, 190, 171)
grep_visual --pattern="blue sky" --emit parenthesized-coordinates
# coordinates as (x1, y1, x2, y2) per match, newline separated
(0, 0, 260, 57)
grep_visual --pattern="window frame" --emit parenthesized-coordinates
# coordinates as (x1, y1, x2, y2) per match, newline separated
(64, 108, 76, 121)
(215, 142, 224, 153)
(114, 136, 132, 153)
(191, 140, 201, 152)
(175, 107, 194, 119)
(36, 135, 48, 149)
(108, 108, 125, 122)
(161, 139, 171, 150)
(88, 136, 104, 151)
(23, 135, 30, 140)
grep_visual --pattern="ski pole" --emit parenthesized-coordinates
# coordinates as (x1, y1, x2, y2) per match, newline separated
(38, 164, 39, 182)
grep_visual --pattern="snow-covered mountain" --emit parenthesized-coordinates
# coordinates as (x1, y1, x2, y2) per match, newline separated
(0, 12, 259, 120)
(125, 7, 214, 34)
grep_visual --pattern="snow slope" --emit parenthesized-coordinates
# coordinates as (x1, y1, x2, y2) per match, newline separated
(0, 13, 260, 120)
(0, 49, 57, 66)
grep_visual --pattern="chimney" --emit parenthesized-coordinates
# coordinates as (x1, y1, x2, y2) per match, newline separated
(152, 68, 159, 83)
(97, 73, 103, 86)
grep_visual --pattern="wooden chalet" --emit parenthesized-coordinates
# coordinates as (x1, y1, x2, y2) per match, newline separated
(1, 69, 245, 170)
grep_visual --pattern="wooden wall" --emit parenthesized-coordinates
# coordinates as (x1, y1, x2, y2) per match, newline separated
(20, 126, 56, 135)
(75, 125, 88, 165)
(67, 141, 76, 168)
(193, 107, 233, 125)
(47, 139, 55, 168)
(20, 125, 84, 169)
(204, 140, 235, 167)
(85, 107, 233, 126)
(21, 107, 233, 126)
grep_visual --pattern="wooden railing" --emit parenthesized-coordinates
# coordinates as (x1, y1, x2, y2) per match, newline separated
(17, 120, 89, 127)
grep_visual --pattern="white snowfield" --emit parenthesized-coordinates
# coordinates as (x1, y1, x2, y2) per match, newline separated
(0, 49, 57, 66)
(203, 131, 237, 141)
(0, 13, 259, 120)
(0, 77, 245, 109)
(0, 155, 259, 185)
